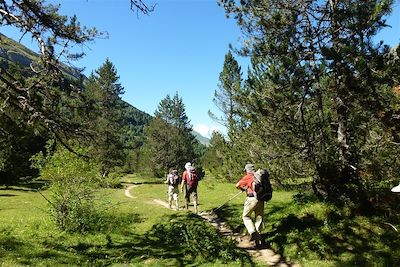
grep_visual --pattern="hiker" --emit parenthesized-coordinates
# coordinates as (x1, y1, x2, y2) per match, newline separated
(165, 169, 180, 210)
(236, 163, 264, 246)
(181, 162, 199, 213)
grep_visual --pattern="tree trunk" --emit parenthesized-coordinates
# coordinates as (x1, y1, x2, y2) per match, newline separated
(336, 96, 349, 159)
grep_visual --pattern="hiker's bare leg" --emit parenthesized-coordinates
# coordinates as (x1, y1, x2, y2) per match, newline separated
(168, 196, 172, 209)
(193, 192, 198, 213)
(168, 186, 173, 208)
(173, 193, 179, 210)
(185, 198, 189, 209)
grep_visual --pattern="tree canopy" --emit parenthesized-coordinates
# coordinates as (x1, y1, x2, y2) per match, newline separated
(143, 93, 200, 177)
(213, 0, 400, 205)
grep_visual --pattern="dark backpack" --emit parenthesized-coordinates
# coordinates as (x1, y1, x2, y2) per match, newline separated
(168, 174, 180, 186)
(253, 169, 272, 202)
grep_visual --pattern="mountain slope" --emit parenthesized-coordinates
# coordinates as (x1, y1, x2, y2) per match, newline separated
(0, 33, 83, 81)
(192, 131, 210, 146)
(0, 33, 208, 145)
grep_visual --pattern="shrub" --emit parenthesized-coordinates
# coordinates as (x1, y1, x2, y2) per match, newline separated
(147, 214, 245, 263)
(31, 142, 104, 233)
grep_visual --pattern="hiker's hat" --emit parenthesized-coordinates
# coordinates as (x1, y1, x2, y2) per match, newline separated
(243, 163, 256, 172)
(185, 162, 192, 169)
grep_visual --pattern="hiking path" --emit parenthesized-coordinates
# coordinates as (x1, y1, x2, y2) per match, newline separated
(124, 183, 300, 267)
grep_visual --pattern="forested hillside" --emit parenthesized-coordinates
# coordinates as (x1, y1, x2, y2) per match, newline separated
(0, 29, 206, 183)
(0, 33, 83, 81)
(0, 33, 152, 183)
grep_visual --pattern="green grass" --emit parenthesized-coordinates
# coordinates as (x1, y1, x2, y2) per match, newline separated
(0, 177, 257, 266)
(1, 175, 400, 266)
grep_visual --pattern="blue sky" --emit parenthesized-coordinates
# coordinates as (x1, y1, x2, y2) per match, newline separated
(54, 0, 247, 138)
(2, 0, 400, 138)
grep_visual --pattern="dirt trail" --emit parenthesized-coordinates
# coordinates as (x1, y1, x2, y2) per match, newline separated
(124, 185, 139, 199)
(125, 184, 300, 266)
(198, 211, 300, 267)
(152, 198, 171, 208)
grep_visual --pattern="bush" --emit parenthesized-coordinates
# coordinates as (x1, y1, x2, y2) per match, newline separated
(31, 142, 104, 233)
(147, 214, 245, 263)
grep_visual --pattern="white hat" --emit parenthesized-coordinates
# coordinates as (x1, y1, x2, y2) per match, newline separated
(185, 162, 192, 169)
(243, 163, 256, 172)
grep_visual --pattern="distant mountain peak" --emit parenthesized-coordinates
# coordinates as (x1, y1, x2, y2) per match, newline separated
(192, 131, 210, 146)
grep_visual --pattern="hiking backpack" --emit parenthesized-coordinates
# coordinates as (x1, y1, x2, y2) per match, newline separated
(253, 169, 273, 202)
(168, 174, 180, 186)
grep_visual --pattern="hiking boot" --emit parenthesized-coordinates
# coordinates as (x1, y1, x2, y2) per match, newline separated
(250, 231, 261, 242)
(255, 239, 262, 248)
(392, 183, 400, 193)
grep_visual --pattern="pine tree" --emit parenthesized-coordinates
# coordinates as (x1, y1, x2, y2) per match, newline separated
(0, 1, 99, 145)
(220, 0, 400, 204)
(210, 51, 243, 138)
(209, 51, 250, 180)
(0, 0, 150, 153)
(143, 93, 197, 177)
(201, 131, 228, 180)
(83, 59, 125, 177)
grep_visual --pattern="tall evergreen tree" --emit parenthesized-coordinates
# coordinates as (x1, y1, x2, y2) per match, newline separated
(143, 93, 197, 177)
(201, 131, 229, 180)
(220, 0, 400, 204)
(83, 59, 125, 177)
(210, 51, 243, 137)
(209, 51, 249, 180)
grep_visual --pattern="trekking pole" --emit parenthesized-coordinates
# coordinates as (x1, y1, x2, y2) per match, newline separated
(213, 190, 244, 212)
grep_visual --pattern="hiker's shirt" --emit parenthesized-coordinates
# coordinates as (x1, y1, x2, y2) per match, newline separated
(236, 173, 255, 197)
(237, 173, 264, 229)
(182, 170, 198, 189)
(167, 174, 180, 189)
(167, 174, 179, 197)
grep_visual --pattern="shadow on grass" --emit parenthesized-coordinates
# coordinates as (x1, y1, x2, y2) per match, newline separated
(0, 186, 38, 192)
(19, 179, 49, 190)
(0, 193, 17, 197)
(121, 181, 163, 187)
(0, 178, 49, 192)
(132, 181, 163, 185)
(265, 209, 400, 266)
(59, 213, 255, 266)
(213, 195, 400, 266)
(0, 213, 255, 266)
(214, 203, 244, 233)
(0, 235, 25, 254)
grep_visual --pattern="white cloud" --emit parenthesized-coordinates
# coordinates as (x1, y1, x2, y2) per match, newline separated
(193, 124, 221, 138)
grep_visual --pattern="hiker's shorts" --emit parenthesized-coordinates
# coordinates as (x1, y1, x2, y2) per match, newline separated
(184, 186, 198, 203)
(168, 185, 179, 200)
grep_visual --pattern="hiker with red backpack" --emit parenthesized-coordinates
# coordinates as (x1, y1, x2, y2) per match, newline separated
(236, 163, 272, 247)
(181, 162, 199, 213)
(165, 169, 180, 210)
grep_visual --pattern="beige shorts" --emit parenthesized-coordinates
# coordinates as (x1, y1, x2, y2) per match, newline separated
(168, 185, 179, 200)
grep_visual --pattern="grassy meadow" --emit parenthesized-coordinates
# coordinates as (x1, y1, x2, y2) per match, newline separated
(0, 174, 400, 266)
